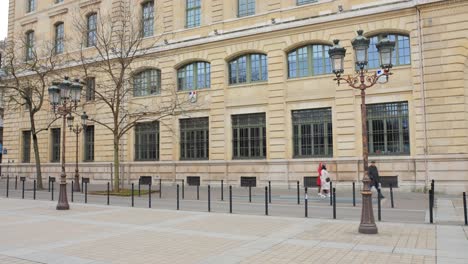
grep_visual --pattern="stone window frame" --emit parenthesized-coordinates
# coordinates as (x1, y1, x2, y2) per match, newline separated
(228, 53, 268, 85)
(86, 13, 98, 47)
(133, 68, 161, 97)
(27, 0, 36, 13)
(83, 125, 95, 162)
(85, 77, 95, 101)
(232, 113, 267, 160)
(54, 22, 65, 55)
(180, 117, 209, 160)
(238, 0, 255, 17)
(141, 0, 155, 37)
(22, 130, 32, 163)
(297, 0, 317, 6)
(186, 0, 201, 28)
(177, 61, 210, 91)
(292, 107, 333, 158)
(50, 128, 61, 163)
(134, 121, 159, 161)
(287, 43, 332, 79)
(25, 30, 35, 61)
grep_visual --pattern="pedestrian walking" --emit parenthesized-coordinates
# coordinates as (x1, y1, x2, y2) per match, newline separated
(369, 161, 384, 199)
(316, 162, 323, 197)
(320, 165, 330, 198)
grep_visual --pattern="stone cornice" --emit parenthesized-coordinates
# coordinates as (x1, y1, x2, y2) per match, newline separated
(48, 8, 69, 18)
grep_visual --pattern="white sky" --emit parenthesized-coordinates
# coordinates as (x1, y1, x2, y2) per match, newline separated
(0, 0, 9, 40)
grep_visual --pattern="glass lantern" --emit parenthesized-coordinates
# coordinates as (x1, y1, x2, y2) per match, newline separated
(59, 77, 72, 102)
(67, 113, 74, 129)
(351, 30, 370, 69)
(81, 112, 88, 127)
(328, 39, 346, 76)
(48, 82, 60, 106)
(376, 34, 395, 70)
(70, 79, 83, 104)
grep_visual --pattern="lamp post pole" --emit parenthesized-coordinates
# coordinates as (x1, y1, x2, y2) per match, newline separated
(328, 30, 395, 234)
(69, 112, 87, 192)
(57, 107, 69, 210)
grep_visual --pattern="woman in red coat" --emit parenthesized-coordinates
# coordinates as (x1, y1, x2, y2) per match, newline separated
(316, 162, 322, 196)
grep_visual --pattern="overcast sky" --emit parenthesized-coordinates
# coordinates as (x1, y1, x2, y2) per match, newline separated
(1, 1, 9, 40)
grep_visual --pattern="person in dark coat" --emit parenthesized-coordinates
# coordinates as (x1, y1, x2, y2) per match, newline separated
(368, 161, 384, 199)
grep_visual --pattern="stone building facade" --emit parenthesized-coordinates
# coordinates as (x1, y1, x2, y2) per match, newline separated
(2, 0, 468, 192)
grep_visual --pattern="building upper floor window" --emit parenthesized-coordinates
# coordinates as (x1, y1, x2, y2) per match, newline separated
(287, 44, 331, 78)
(133, 69, 161, 96)
(229, 53, 267, 85)
(292, 108, 333, 158)
(367, 101, 409, 155)
(25, 31, 35, 61)
(177, 62, 210, 91)
(180, 117, 209, 160)
(186, 0, 201, 28)
(54, 22, 64, 55)
(22, 131, 31, 163)
(55, 0, 64, 4)
(84, 125, 95, 162)
(142, 1, 154, 37)
(51, 128, 61, 162)
(238, 0, 255, 17)
(134, 122, 159, 161)
(27, 0, 36, 13)
(297, 0, 317, 5)
(366, 34, 411, 69)
(232, 113, 266, 159)
(86, 13, 97, 47)
(85, 77, 95, 101)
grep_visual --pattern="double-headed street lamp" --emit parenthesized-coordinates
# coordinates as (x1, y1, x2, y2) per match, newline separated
(48, 77, 83, 210)
(328, 30, 395, 234)
(67, 111, 88, 192)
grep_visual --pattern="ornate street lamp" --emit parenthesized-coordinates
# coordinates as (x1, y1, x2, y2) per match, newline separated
(328, 30, 395, 234)
(68, 112, 88, 192)
(48, 76, 83, 210)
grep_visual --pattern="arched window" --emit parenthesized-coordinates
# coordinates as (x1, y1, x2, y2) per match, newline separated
(54, 22, 64, 54)
(142, 1, 154, 37)
(177, 62, 210, 91)
(133, 69, 161, 97)
(229, 53, 267, 85)
(366, 33, 410, 69)
(86, 13, 97, 47)
(25, 31, 35, 61)
(287, 44, 331, 78)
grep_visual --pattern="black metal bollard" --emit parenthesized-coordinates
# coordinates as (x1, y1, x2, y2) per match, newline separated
(268, 181, 271, 204)
(352, 181, 356, 207)
(249, 185, 252, 203)
(48, 176, 51, 192)
(305, 187, 308, 218)
(51, 181, 54, 201)
(159, 179, 162, 198)
(431, 179, 435, 208)
(330, 181, 333, 206)
(333, 187, 336, 219)
(15, 176, 18, 190)
(107, 182, 110, 206)
(81, 180, 83, 193)
(182, 179, 185, 200)
(377, 188, 382, 221)
(221, 180, 224, 201)
(148, 184, 151, 208)
(131, 183, 134, 207)
(138, 179, 141, 197)
(297, 181, 300, 205)
(265, 186, 268, 216)
(85, 182, 88, 204)
(71, 181, 74, 202)
(463, 192, 467, 226)
(390, 184, 394, 208)
(177, 184, 180, 210)
(229, 185, 232, 214)
(33, 180, 36, 200)
(6, 175, 9, 198)
(197, 185, 199, 200)
(429, 189, 433, 224)
(208, 185, 211, 212)
(21, 179, 25, 199)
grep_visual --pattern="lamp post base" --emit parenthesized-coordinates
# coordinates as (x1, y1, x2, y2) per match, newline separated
(73, 174, 80, 192)
(358, 190, 377, 234)
(56, 173, 70, 210)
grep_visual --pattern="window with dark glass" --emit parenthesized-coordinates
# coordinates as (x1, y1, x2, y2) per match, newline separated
(287, 44, 331, 78)
(25, 31, 35, 61)
(22, 131, 31, 163)
(367, 101, 410, 155)
(55, 0, 64, 4)
(366, 34, 411, 69)
(84, 125, 94, 161)
(292, 108, 333, 158)
(85, 77, 95, 101)
(229, 54, 267, 85)
(27, 0, 36, 13)
(232, 113, 266, 159)
(297, 0, 317, 5)
(86, 13, 97, 47)
(135, 122, 159, 161)
(51, 128, 61, 162)
(180, 117, 209, 160)
(54, 22, 64, 54)
(186, 0, 201, 28)
(134, 69, 161, 96)
(142, 1, 154, 37)
(238, 0, 255, 17)
(177, 62, 210, 91)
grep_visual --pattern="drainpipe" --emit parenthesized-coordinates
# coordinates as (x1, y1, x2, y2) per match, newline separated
(416, 6, 429, 190)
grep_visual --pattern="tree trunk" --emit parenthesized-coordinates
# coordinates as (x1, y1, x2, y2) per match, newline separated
(30, 111, 44, 189)
(113, 134, 120, 192)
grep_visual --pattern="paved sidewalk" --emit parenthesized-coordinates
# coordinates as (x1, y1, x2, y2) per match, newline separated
(1, 198, 466, 264)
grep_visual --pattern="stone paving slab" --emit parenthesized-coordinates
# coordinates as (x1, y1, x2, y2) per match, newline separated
(0, 198, 466, 264)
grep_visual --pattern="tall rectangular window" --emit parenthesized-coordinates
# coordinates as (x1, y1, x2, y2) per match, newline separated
(51, 128, 61, 162)
(22, 131, 31, 163)
(25, 31, 34, 61)
(27, 0, 36, 13)
(55, 23, 64, 54)
(238, 0, 255, 17)
(180, 117, 209, 160)
(367, 101, 410, 155)
(292, 108, 333, 158)
(186, 0, 201, 28)
(86, 77, 95, 101)
(84, 125, 94, 161)
(232, 113, 266, 159)
(135, 122, 159, 161)
(297, 0, 316, 5)
(142, 1, 154, 37)
(87, 13, 97, 47)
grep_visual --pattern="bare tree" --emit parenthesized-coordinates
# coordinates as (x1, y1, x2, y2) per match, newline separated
(74, 3, 192, 191)
(1, 36, 65, 189)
